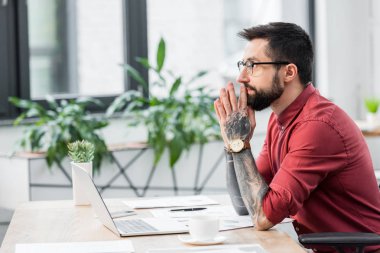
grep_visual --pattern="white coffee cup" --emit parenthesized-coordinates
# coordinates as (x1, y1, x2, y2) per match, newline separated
(189, 215, 219, 241)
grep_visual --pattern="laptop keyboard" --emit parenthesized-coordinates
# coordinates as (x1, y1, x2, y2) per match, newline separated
(116, 219, 158, 233)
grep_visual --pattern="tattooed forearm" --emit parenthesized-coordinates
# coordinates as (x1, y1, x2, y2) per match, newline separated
(225, 150, 249, 215)
(232, 149, 270, 229)
(223, 108, 271, 229)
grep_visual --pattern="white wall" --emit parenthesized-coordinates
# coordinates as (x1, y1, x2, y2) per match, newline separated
(372, 0, 380, 96)
(282, 0, 310, 32)
(316, 0, 379, 119)
(77, 0, 124, 96)
(314, 0, 380, 170)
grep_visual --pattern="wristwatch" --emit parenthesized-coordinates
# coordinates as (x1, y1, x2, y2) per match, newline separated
(228, 139, 251, 153)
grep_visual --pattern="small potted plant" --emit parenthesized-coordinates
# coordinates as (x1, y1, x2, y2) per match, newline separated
(364, 97, 380, 124)
(68, 140, 95, 205)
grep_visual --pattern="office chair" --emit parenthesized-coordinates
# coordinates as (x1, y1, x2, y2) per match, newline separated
(299, 232, 380, 253)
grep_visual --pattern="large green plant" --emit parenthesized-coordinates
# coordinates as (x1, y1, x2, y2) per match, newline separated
(107, 38, 220, 168)
(9, 96, 110, 172)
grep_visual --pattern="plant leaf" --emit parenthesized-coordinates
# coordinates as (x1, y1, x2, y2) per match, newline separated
(122, 64, 149, 91)
(9, 96, 45, 112)
(168, 135, 184, 168)
(169, 77, 182, 97)
(186, 70, 207, 85)
(76, 97, 103, 107)
(156, 37, 165, 72)
(364, 98, 380, 113)
(151, 134, 166, 166)
(13, 113, 26, 126)
(136, 57, 151, 69)
(45, 95, 58, 109)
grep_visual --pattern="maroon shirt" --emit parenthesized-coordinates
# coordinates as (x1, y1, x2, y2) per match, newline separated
(258, 84, 380, 252)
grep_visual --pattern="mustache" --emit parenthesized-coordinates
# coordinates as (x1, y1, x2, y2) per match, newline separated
(243, 83, 256, 93)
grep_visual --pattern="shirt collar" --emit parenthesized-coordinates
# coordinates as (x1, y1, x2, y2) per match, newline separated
(276, 83, 316, 129)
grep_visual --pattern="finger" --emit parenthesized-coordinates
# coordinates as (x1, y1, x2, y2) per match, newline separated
(214, 98, 227, 123)
(213, 100, 221, 120)
(220, 88, 232, 115)
(238, 84, 248, 109)
(226, 82, 238, 111)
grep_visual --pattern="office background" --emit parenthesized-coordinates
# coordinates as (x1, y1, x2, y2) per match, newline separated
(1, 0, 380, 245)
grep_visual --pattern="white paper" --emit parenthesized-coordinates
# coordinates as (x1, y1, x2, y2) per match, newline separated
(123, 196, 218, 209)
(150, 205, 237, 218)
(147, 244, 267, 253)
(220, 215, 254, 230)
(15, 240, 134, 253)
(150, 205, 293, 231)
(220, 217, 293, 230)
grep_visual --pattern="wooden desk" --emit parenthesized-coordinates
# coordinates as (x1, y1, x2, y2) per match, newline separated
(362, 128, 380, 137)
(355, 120, 380, 137)
(0, 195, 305, 253)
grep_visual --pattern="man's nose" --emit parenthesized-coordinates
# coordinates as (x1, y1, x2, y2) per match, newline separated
(236, 69, 250, 84)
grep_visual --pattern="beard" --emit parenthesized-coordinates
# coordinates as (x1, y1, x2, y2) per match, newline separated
(246, 71, 284, 111)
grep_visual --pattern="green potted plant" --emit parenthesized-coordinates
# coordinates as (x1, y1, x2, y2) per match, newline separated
(9, 96, 111, 173)
(107, 37, 220, 168)
(68, 140, 94, 205)
(364, 97, 380, 124)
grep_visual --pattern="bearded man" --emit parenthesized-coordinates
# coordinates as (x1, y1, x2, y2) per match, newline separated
(214, 22, 380, 253)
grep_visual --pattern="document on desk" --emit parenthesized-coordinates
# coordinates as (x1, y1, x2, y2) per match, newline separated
(151, 205, 237, 218)
(15, 240, 134, 253)
(150, 205, 293, 231)
(123, 195, 218, 209)
(147, 244, 267, 253)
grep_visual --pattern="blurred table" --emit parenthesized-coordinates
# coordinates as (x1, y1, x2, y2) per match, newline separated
(355, 120, 380, 137)
(362, 128, 380, 137)
(0, 195, 305, 253)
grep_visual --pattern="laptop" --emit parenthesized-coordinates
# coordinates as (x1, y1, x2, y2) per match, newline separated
(73, 164, 189, 237)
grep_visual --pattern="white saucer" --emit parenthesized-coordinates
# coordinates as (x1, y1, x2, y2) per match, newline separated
(178, 235, 227, 245)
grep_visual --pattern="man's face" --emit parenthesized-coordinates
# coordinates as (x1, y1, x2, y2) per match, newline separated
(236, 39, 285, 111)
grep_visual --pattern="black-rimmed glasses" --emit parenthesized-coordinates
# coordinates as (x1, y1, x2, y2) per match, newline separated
(237, 60, 290, 76)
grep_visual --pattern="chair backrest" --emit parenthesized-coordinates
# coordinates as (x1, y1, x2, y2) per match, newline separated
(299, 232, 380, 253)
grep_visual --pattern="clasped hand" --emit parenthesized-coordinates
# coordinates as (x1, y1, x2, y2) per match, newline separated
(213, 82, 256, 148)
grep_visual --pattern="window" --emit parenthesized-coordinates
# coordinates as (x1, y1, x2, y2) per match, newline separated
(147, 0, 313, 96)
(0, 0, 314, 119)
(28, 0, 126, 99)
(0, 0, 147, 119)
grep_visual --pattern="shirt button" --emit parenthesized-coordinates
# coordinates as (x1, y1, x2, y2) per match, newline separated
(295, 227, 300, 231)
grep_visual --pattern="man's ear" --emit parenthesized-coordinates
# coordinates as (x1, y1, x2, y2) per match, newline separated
(283, 63, 298, 82)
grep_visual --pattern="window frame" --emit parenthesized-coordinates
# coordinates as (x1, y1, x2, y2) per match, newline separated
(1, 0, 316, 120)
(0, 0, 148, 119)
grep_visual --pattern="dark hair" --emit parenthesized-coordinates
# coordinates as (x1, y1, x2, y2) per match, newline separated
(238, 22, 313, 86)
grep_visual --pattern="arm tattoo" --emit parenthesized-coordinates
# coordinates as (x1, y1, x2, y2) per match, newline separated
(232, 150, 269, 226)
(224, 110, 269, 227)
(225, 150, 249, 215)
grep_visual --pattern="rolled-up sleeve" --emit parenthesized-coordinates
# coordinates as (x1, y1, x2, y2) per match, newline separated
(262, 120, 349, 224)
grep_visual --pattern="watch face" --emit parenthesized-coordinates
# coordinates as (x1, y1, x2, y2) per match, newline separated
(230, 139, 244, 152)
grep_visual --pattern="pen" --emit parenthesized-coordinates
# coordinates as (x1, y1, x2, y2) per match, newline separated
(170, 207, 207, 212)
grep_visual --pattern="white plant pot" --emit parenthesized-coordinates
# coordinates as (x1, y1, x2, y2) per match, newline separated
(71, 161, 93, 205)
(366, 112, 378, 126)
